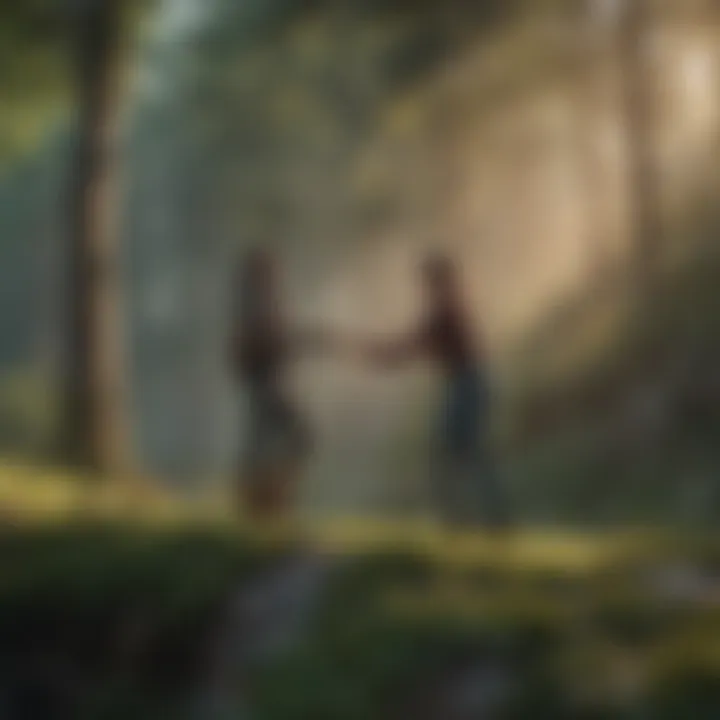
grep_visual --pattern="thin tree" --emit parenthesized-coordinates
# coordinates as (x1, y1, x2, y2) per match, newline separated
(618, 0, 663, 298)
(574, 0, 620, 287)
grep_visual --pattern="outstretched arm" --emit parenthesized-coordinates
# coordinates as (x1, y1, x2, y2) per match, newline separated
(359, 328, 426, 369)
(287, 323, 428, 368)
(288, 327, 342, 357)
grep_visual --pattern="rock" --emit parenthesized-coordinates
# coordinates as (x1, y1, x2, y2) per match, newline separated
(647, 563, 720, 604)
(193, 550, 337, 720)
(446, 661, 516, 719)
(228, 551, 335, 665)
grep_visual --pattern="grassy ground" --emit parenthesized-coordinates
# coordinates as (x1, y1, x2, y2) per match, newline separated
(1, 463, 719, 718)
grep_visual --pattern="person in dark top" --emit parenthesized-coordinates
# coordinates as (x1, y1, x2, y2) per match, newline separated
(229, 247, 330, 519)
(361, 252, 511, 527)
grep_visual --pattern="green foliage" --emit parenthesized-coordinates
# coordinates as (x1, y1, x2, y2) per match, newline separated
(509, 244, 720, 525)
(0, 0, 152, 166)
(0, 513, 718, 717)
(0, 369, 55, 455)
(0, 0, 69, 164)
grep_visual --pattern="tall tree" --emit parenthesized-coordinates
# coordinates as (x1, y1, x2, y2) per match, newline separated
(0, 0, 138, 474)
(59, 0, 131, 474)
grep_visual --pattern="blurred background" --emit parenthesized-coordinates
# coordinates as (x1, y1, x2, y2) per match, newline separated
(1, 2, 720, 718)
(2, 0, 719, 524)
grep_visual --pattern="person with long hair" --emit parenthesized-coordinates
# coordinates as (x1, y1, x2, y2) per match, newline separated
(229, 247, 331, 520)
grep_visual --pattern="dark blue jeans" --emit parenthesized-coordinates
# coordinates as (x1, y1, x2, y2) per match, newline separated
(434, 368, 510, 527)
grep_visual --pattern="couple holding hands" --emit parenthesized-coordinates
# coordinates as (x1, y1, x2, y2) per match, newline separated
(230, 248, 510, 528)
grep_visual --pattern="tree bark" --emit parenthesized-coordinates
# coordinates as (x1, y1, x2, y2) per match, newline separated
(619, 0, 663, 298)
(573, 3, 617, 288)
(60, 0, 130, 475)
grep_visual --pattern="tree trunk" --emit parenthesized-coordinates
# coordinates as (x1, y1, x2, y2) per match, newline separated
(619, 0, 663, 298)
(60, 0, 130, 475)
(573, 3, 616, 288)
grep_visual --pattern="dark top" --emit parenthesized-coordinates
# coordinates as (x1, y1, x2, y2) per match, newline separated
(236, 332, 285, 383)
(419, 299, 478, 373)
(233, 277, 286, 384)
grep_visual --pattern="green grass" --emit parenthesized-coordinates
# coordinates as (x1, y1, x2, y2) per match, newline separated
(4, 522, 717, 718)
(0, 464, 718, 717)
